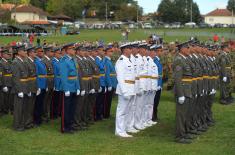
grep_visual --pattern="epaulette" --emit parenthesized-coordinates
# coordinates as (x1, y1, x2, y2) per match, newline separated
(119, 58, 123, 60)
(135, 56, 138, 58)
(147, 58, 149, 61)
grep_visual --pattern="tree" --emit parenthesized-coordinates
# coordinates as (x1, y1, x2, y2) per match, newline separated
(46, 0, 65, 15)
(157, 0, 201, 24)
(227, 0, 235, 12)
(21, 0, 30, 4)
(157, 0, 177, 23)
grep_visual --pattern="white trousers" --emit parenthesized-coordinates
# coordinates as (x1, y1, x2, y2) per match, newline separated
(126, 95, 137, 130)
(115, 95, 135, 135)
(134, 93, 145, 128)
(141, 91, 156, 124)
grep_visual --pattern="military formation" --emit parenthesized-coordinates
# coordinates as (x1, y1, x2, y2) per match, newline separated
(0, 36, 234, 143)
(0, 43, 118, 133)
(172, 40, 234, 143)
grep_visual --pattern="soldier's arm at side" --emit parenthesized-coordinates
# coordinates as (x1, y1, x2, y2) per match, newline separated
(173, 59, 184, 97)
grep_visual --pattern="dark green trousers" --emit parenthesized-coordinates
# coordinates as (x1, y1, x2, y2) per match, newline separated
(13, 94, 25, 130)
(176, 97, 190, 139)
(24, 94, 36, 128)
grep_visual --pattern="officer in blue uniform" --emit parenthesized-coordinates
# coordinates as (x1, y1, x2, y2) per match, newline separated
(60, 43, 80, 133)
(95, 45, 106, 121)
(152, 45, 163, 121)
(103, 45, 117, 119)
(51, 47, 62, 119)
(34, 46, 47, 126)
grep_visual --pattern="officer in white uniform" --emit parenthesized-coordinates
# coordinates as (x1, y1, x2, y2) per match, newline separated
(146, 45, 159, 126)
(126, 42, 140, 134)
(115, 43, 136, 138)
(134, 41, 148, 130)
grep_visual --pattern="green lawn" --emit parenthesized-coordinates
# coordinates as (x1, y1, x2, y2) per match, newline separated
(0, 91, 234, 155)
(0, 28, 235, 46)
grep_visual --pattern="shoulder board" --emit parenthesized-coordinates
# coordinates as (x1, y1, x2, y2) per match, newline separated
(135, 56, 138, 58)
(119, 58, 123, 60)
(147, 58, 149, 61)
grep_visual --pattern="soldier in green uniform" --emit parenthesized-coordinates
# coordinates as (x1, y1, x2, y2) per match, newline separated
(73, 46, 90, 131)
(24, 47, 37, 129)
(228, 47, 235, 92)
(0, 49, 4, 116)
(0, 47, 13, 115)
(166, 43, 176, 90)
(83, 47, 96, 124)
(173, 44, 194, 144)
(86, 46, 100, 122)
(42, 46, 54, 122)
(218, 45, 234, 104)
(11, 45, 29, 131)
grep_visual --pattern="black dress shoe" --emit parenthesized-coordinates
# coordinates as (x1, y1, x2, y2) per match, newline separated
(15, 128, 25, 132)
(176, 138, 192, 144)
(63, 129, 74, 134)
(185, 134, 196, 139)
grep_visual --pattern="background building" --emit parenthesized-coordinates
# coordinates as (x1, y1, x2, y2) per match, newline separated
(11, 4, 48, 23)
(204, 9, 235, 25)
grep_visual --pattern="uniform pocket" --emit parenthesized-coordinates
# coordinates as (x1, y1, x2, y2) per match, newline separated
(183, 83, 192, 98)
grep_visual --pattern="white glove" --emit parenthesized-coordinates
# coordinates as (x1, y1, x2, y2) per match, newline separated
(104, 87, 107, 93)
(36, 88, 41, 96)
(81, 90, 86, 96)
(211, 89, 216, 94)
(202, 89, 205, 94)
(178, 96, 185, 104)
(195, 94, 198, 98)
(124, 95, 131, 100)
(53, 87, 59, 91)
(18, 92, 24, 98)
(108, 87, 112, 92)
(2, 87, 8, 92)
(65, 91, 70, 97)
(28, 92, 32, 97)
(98, 87, 102, 93)
(89, 89, 95, 94)
(46, 88, 49, 92)
(223, 77, 227, 82)
(76, 90, 80, 96)
(157, 86, 161, 91)
(213, 89, 217, 94)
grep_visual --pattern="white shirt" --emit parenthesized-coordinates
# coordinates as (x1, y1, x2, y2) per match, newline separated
(115, 55, 136, 96)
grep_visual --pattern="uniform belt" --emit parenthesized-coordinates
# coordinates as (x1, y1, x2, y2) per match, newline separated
(150, 76, 158, 79)
(4, 74, 12, 77)
(68, 76, 77, 80)
(225, 67, 231, 69)
(38, 75, 47, 78)
(125, 80, 135, 84)
(110, 73, 116, 76)
(139, 75, 150, 79)
(28, 77, 36, 81)
(93, 75, 100, 78)
(20, 78, 28, 82)
(100, 74, 105, 77)
(182, 78, 193, 82)
(82, 77, 92, 80)
(203, 76, 209, 79)
(47, 75, 54, 78)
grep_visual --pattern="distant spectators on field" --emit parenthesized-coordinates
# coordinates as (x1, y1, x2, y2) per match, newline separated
(213, 34, 219, 42)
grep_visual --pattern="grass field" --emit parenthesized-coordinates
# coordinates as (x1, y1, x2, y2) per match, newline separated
(0, 28, 235, 45)
(0, 91, 235, 155)
(0, 30, 235, 155)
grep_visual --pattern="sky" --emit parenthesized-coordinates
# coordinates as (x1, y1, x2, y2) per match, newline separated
(137, 0, 228, 15)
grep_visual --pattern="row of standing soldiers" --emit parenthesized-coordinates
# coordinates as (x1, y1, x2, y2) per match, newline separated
(173, 41, 234, 144)
(0, 43, 118, 133)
